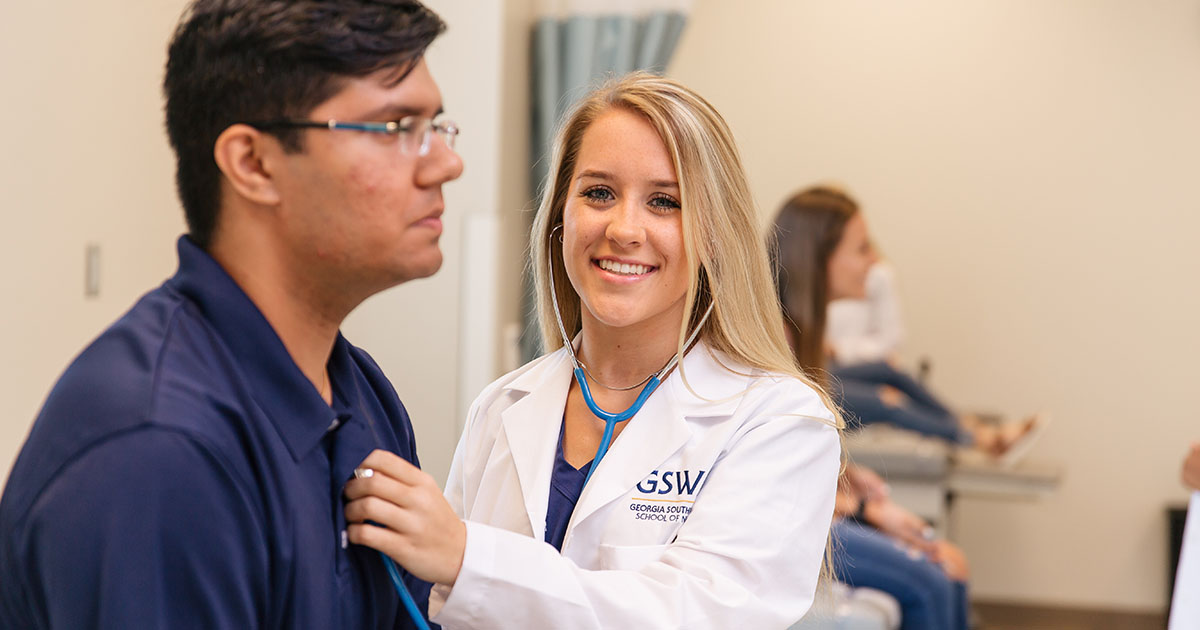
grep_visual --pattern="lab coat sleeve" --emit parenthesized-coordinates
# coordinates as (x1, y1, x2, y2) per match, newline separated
(431, 381, 841, 630)
(440, 382, 499, 524)
(441, 408, 470, 520)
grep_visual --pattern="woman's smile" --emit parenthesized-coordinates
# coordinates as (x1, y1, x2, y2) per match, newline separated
(594, 257, 657, 280)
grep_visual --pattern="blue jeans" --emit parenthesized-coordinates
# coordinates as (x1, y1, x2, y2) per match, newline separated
(831, 361, 972, 445)
(832, 519, 969, 630)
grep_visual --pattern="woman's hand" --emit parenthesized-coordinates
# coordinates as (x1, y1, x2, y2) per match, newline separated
(343, 449, 466, 586)
(929, 539, 970, 582)
(862, 496, 934, 553)
(845, 463, 890, 500)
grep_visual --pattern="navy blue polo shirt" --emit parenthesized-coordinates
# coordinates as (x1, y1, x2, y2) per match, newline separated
(0, 236, 432, 629)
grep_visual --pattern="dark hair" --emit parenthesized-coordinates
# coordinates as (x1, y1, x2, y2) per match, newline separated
(163, 0, 446, 249)
(770, 185, 860, 380)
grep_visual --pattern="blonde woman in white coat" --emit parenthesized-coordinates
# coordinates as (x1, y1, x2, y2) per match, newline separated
(343, 73, 842, 629)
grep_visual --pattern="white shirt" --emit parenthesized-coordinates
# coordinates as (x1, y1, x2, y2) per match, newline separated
(826, 262, 905, 365)
(430, 342, 841, 629)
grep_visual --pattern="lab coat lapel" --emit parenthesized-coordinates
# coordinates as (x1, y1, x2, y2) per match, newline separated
(498, 350, 575, 539)
(568, 386, 690, 529)
(567, 344, 746, 529)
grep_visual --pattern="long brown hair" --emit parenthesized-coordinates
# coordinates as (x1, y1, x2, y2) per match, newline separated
(771, 186, 861, 381)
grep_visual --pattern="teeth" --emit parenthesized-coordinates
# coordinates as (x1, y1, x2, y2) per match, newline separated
(599, 260, 649, 275)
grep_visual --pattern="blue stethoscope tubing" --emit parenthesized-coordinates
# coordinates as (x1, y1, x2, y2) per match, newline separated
(382, 553, 431, 630)
(548, 225, 714, 485)
(351, 442, 432, 630)
(574, 368, 663, 485)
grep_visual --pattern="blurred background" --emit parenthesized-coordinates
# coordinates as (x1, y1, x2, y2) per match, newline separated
(2, 0, 1197, 626)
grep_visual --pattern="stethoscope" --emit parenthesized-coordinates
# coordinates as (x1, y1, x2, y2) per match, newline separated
(548, 225, 715, 484)
(380, 549, 428, 630)
(372, 226, 713, 630)
(349, 414, 431, 629)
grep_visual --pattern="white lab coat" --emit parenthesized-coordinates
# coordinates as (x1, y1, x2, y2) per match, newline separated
(430, 342, 840, 629)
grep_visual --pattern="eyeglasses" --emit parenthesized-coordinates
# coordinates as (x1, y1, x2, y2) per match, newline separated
(246, 115, 458, 156)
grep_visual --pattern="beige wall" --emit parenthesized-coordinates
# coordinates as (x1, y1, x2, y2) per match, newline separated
(0, 1, 190, 483)
(670, 0, 1200, 612)
(345, 0, 530, 484)
(0, 1, 529, 488)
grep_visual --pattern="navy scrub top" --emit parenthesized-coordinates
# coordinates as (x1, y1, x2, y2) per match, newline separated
(545, 420, 592, 552)
(0, 236, 432, 629)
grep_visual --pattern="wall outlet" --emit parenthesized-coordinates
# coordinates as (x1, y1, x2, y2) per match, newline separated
(85, 243, 101, 298)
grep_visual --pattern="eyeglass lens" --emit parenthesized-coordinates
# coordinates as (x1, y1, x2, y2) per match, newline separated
(412, 120, 456, 156)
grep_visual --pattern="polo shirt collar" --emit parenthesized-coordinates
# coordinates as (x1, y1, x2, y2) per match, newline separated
(167, 235, 344, 461)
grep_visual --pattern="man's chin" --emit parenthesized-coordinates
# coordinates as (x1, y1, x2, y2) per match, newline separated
(398, 251, 444, 283)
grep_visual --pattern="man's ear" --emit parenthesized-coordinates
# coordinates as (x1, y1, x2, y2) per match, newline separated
(213, 124, 283, 206)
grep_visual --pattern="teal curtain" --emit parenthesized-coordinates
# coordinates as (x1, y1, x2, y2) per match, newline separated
(521, 9, 689, 361)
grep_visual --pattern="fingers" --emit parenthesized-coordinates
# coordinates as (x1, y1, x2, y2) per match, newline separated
(344, 471, 447, 532)
(355, 449, 427, 485)
(343, 492, 442, 554)
(860, 468, 886, 493)
(345, 466, 413, 504)
(899, 513, 935, 551)
(345, 521, 419, 561)
(901, 526, 935, 552)
(931, 540, 970, 581)
(345, 495, 418, 531)
(344, 485, 468, 586)
(345, 450, 437, 503)
(869, 499, 931, 549)
(346, 521, 391, 550)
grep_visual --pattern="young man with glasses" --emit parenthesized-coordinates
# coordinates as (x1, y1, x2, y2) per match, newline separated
(0, 1, 463, 628)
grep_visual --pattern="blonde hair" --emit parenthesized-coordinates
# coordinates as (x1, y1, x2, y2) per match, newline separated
(531, 72, 846, 585)
(533, 73, 836, 407)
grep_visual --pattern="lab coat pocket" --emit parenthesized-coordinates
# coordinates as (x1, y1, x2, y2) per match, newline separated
(597, 543, 670, 571)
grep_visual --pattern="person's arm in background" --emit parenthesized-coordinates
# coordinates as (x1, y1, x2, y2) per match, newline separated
(837, 463, 969, 581)
(1184, 442, 1200, 491)
(840, 463, 932, 553)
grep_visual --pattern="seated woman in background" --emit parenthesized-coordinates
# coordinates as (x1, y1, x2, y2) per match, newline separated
(772, 186, 972, 630)
(777, 185, 1040, 460)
